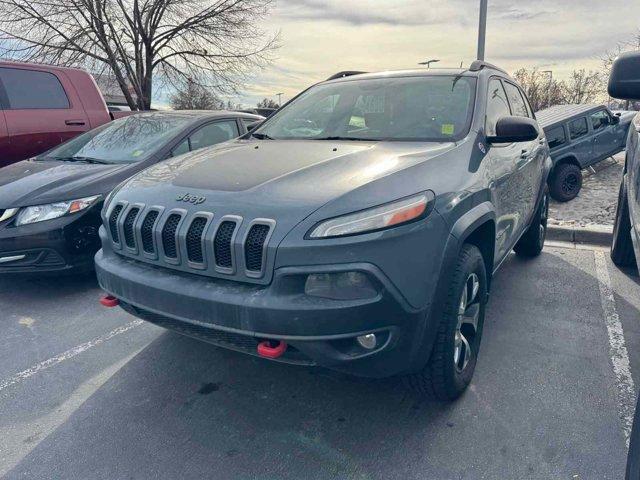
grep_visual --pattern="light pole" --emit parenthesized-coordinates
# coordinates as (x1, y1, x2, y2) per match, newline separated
(541, 70, 553, 108)
(477, 0, 488, 60)
(275, 92, 283, 106)
(418, 59, 440, 69)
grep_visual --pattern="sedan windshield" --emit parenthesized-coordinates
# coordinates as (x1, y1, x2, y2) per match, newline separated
(40, 113, 193, 164)
(255, 75, 477, 142)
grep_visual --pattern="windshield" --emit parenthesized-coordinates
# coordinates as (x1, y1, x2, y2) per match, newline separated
(40, 114, 193, 164)
(255, 75, 476, 142)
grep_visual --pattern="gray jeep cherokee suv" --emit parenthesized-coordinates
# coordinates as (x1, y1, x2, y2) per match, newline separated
(96, 61, 551, 400)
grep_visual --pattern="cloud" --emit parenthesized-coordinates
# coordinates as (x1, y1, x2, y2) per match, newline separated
(227, 0, 640, 107)
(274, 0, 468, 27)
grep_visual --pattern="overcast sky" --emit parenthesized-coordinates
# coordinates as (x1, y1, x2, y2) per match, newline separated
(225, 0, 640, 107)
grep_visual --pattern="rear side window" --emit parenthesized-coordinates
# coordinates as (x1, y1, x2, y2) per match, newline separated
(590, 110, 612, 131)
(546, 126, 566, 149)
(486, 79, 511, 137)
(503, 82, 529, 117)
(568, 117, 588, 139)
(189, 120, 239, 151)
(0, 67, 69, 109)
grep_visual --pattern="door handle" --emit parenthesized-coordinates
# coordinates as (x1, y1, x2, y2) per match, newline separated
(65, 119, 86, 126)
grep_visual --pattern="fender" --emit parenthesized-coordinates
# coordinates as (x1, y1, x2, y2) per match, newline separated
(406, 202, 496, 373)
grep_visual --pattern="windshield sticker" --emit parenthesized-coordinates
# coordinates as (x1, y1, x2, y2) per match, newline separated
(441, 124, 455, 135)
(132, 150, 144, 157)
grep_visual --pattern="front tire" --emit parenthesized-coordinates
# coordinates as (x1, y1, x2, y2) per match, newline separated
(514, 189, 549, 257)
(405, 244, 487, 401)
(611, 178, 637, 267)
(549, 163, 582, 202)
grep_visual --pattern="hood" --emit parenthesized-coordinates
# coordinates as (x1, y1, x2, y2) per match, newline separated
(0, 160, 130, 208)
(120, 139, 456, 222)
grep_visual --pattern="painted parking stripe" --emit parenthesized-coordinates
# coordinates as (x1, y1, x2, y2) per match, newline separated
(594, 250, 635, 446)
(0, 320, 143, 393)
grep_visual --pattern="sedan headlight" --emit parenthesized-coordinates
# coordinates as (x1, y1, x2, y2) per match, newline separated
(308, 191, 435, 239)
(15, 195, 100, 226)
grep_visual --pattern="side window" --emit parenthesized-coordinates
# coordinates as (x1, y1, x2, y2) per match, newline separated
(545, 126, 566, 149)
(189, 120, 240, 151)
(485, 79, 511, 137)
(568, 117, 589, 139)
(0, 67, 69, 109)
(503, 82, 529, 117)
(590, 110, 612, 131)
(171, 138, 190, 157)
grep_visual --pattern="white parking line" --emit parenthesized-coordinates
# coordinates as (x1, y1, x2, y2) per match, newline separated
(594, 250, 635, 446)
(0, 320, 142, 393)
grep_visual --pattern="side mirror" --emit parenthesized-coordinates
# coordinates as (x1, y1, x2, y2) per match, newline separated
(246, 121, 262, 132)
(609, 51, 640, 100)
(487, 116, 539, 143)
(612, 115, 620, 125)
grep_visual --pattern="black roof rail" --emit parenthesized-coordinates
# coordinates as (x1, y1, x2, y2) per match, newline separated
(326, 71, 367, 81)
(468, 60, 508, 75)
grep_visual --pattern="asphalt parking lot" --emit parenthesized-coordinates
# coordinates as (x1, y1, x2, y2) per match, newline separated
(1, 243, 639, 479)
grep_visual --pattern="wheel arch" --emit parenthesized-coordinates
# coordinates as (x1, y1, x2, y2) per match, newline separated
(450, 202, 496, 291)
(552, 154, 580, 171)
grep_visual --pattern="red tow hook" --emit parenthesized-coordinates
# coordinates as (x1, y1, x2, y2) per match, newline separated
(257, 340, 287, 359)
(100, 295, 120, 308)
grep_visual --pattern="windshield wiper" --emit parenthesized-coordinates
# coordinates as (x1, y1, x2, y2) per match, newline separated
(251, 132, 274, 140)
(54, 156, 111, 165)
(314, 136, 380, 141)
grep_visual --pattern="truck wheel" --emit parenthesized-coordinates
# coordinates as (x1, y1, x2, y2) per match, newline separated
(611, 179, 637, 267)
(549, 163, 582, 202)
(514, 189, 549, 257)
(405, 244, 487, 401)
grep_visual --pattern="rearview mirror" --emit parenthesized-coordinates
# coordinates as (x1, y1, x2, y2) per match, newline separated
(608, 51, 640, 100)
(486, 116, 539, 143)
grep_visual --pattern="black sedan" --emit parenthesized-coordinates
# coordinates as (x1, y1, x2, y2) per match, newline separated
(0, 110, 262, 274)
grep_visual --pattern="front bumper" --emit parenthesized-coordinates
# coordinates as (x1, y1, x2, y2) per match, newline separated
(96, 249, 432, 378)
(0, 207, 101, 274)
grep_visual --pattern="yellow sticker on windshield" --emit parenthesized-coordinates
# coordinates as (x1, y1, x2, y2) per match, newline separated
(441, 124, 455, 135)
(132, 150, 144, 157)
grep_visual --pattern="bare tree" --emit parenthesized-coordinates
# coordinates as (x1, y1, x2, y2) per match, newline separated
(0, 0, 279, 110)
(560, 69, 604, 105)
(257, 98, 278, 109)
(170, 79, 222, 110)
(513, 68, 563, 111)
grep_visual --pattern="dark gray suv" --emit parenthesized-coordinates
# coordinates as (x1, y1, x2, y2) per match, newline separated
(95, 61, 551, 400)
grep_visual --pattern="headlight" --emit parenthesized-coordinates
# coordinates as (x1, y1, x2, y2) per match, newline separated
(308, 191, 434, 239)
(15, 195, 100, 226)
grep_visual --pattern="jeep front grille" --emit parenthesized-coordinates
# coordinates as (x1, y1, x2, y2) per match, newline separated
(141, 211, 159, 253)
(186, 217, 208, 263)
(214, 221, 236, 268)
(106, 202, 274, 282)
(123, 207, 140, 249)
(162, 213, 182, 258)
(109, 205, 123, 243)
(245, 224, 270, 272)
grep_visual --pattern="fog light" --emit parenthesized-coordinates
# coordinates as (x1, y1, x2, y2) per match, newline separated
(356, 333, 377, 350)
(305, 271, 377, 300)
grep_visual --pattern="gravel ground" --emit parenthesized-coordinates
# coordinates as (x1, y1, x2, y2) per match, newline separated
(549, 153, 624, 227)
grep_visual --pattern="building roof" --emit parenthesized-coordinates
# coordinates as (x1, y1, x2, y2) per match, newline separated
(535, 104, 602, 128)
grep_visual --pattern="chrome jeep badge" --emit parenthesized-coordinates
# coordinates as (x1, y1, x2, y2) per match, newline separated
(176, 193, 206, 205)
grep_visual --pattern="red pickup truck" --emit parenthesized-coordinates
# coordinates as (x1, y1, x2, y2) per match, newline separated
(0, 61, 127, 167)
